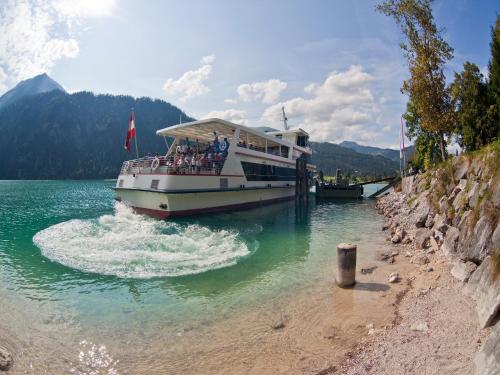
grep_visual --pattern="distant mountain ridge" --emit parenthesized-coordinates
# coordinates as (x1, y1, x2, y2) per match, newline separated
(311, 142, 398, 177)
(0, 89, 193, 179)
(0, 73, 65, 112)
(0, 74, 399, 179)
(339, 140, 414, 163)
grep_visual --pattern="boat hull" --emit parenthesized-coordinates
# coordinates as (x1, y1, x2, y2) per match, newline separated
(315, 185, 363, 199)
(115, 186, 295, 218)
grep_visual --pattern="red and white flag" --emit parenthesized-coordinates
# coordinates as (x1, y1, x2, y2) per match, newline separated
(124, 111, 136, 152)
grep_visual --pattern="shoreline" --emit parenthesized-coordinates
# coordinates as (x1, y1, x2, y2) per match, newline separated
(319, 159, 499, 375)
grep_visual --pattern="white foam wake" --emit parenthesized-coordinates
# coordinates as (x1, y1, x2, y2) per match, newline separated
(33, 203, 252, 278)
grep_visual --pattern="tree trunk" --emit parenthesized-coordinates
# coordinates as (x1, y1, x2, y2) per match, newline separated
(439, 131, 446, 162)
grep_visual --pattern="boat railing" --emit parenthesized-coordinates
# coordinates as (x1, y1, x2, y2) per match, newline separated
(120, 155, 227, 176)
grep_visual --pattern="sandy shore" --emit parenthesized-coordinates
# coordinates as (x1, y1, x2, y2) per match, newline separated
(326, 239, 484, 374)
(313, 194, 487, 375)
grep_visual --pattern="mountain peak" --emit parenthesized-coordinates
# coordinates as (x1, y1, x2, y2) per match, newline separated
(0, 73, 66, 112)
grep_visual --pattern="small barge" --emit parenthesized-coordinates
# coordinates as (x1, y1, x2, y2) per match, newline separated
(315, 169, 363, 199)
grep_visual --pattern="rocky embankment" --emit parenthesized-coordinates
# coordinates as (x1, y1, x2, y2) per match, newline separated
(329, 145, 499, 375)
(379, 149, 499, 374)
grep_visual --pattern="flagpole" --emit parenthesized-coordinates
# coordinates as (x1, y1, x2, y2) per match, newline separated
(133, 108, 139, 159)
(401, 116, 406, 178)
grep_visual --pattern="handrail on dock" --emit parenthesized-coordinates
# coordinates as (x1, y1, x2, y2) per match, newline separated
(351, 176, 397, 187)
(366, 176, 401, 198)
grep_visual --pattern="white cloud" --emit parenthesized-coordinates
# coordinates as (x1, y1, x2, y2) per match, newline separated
(162, 54, 216, 102)
(53, 0, 117, 19)
(200, 54, 215, 65)
(0, 67, 8, 94)
(237, 79, 287, 104)
(203, 109, 248, 125)
(224, 98, 238, 104)
(0, 0, 116, 88)
(262, 65, 381, 143)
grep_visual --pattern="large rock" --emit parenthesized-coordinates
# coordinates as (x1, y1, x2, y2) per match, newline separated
(401, 176, 416, 195)
(474, 321, 500, 375)
(424, 214, 434, 228)
(468, 181, 481, 209)
(451, 178, 468, 199)
(464, 256, 500, 328)
(453, 187, 469, 213)
(433, 229, 445, 244)
(492, 178, 500, 209)
(433, 213, 448, 233)
(0, 346, 13, 371)
(429, 236, 440, 252)
(450, 260, 477, 282)
(414, 196, 431, 228)
(438, 196, 450, 217)
(453, 157, 470, 181)
(492, 221, 500, 248)
(413, 254, 430, 265)
(442, 226, 460, 259)
(415, 228, 431, 249)
(470, 157, 483, 178)
(391, 234, 402, 244)
(459, 216, 494, 263)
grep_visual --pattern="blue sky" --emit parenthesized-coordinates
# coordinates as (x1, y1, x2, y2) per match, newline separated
(0, 0, 498, 148)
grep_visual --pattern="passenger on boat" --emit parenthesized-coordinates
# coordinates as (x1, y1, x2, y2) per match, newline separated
(191, 153, 197, 173)
(214, 153, 223, 173)
(213, 132, 219, 152)
(221, 137, 229, 156)
(185, 153, 192, 169)
(175, 155, 184, 173)
(195, 155, 201, 173)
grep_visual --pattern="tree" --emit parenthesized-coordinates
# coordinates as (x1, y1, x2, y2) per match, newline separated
(403, 99, 441, 170)
(377, 0, 454, 161)
(451, 62, 498, 151)
(489, 15, 500, 111)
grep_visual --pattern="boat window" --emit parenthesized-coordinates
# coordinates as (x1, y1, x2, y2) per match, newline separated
(241, 161, 295, 181)
(280, 145, 289, 158)
(150, 179, 159, 189)
(297, 135, 308, 147)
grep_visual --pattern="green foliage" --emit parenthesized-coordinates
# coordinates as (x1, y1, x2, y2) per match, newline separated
(404, 100, 441, 170)
(489, 15, 500, 112)
(377, 0, 454, 161)
(451, 62, 499, 151)
(407, 195, 417, 207)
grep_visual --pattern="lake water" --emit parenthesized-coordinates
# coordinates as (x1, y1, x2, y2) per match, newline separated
(0, 180, 391, 374)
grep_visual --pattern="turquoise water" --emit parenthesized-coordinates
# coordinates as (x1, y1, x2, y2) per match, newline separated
(0, 180, 388, 373)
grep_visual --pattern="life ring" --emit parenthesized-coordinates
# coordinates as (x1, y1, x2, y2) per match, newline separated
(220, 141, 228, 152)
(151, 157, 160, 171)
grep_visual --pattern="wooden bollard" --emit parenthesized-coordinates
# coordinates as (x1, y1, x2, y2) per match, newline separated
(336, 243, 357, 288)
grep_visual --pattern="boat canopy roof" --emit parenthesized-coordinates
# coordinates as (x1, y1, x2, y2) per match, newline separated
(156, 118, 310, 152)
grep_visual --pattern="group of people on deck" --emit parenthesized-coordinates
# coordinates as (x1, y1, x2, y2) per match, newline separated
(163, 133, 230, 174)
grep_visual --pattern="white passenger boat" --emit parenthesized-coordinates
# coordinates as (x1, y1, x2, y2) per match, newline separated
(114, 118, 314, 218)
